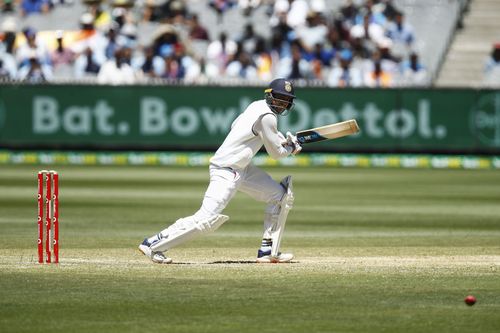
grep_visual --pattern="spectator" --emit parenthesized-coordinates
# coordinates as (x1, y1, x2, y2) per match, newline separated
(74, 47, 101, 78)
(269, 0, 290, 29)
(350, 27, 371, 60)
(16, 28, 51, 72)
(206, 32, 237, 75)
(133, 46, 165, 78)
(327, 49, 363, 87)
(331, 11, 351, 41)
(237, 24, 262, 55)
(182, 56, 202, 82)
(121, 45, 133, 66)
(1, 17, 17, 55)
(364, 57, 392, 87)
(340, 0, 358, 27)
(141, 0, 187, 24)
(400, 52, 428, 86)
(381, 0, 399, 21)
(269, 31, 290, 78)
(86, 0, 112, 30)
(483, 43, 500, 87)
(51, 30, 75, 78)
(160, 42, 191, 79)
(142, 0, 178, 22)
(277, 41, 312, 79)
(51, 31, 75, 66)
(386, 11, 414, 44)
(1, 0, 15, 12)
(296, 11, 328, 53)
(167, 0, 188, 24)
(21, 0, 50, 16)
(209, 0, 236, 23)
(104, 25, 120, 59)
(377, 38, 400, 75)
(197, 57, 219, 80)
(286, 0, 309, 29)
(152, 24, 180, 57)
(238, 0, 261, 17)
(98, 47, 136, 84)
(111, 7, 128, 29)
(0, 49, 17, 79)
(350, 12, 385, 48)
(18, 50, 53, 82)
(162, 55, 183, 79)
(386, 11, 415, 58)
(253, 38, 272, 81)
(310, 0, 326, 14)
(119, 23, 138, 49)
(306, 43, 334, 80)
(71, 13, 108, 64)
(187, 14, 209, 41)
(325, 25, 342, 53)
(269, 28, 290, 58)
(309, 42, 335, 67)
(226, 51, 258, 79)
(270, 6, 293, 44)
(354, 0, 387, 27)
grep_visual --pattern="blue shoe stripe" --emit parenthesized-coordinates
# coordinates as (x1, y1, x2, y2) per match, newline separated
(257, 249, 271, 258)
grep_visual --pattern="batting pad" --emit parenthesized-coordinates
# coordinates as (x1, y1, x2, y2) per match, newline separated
(150, 214, 229, 252)
(271, 176, 293, 257)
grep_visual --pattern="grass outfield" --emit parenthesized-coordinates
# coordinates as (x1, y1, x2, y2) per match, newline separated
(0, 165, 499, 333)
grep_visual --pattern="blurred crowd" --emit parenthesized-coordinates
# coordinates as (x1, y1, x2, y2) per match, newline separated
(484, 43, 500, 87)
(0, 0, 431, 87)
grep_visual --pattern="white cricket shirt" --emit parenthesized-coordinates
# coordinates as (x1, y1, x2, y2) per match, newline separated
(210, 100, 292, 169)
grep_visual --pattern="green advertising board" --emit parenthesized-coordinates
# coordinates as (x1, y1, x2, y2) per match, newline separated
(0, 85, 499, 153)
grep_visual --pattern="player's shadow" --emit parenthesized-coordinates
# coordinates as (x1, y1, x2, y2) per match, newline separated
(164, 260, 256, 265)
(208, 260, 298, 264)
(208, 260, 258, 264)
(160, 260, 298, 265)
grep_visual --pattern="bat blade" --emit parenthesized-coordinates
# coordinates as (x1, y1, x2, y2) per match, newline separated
(296, 119, 360, 144)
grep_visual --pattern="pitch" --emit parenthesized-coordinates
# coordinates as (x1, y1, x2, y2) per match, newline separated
(0, 165, 499, 333)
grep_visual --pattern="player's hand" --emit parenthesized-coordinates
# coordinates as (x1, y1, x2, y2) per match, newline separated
(286, 131, 302, 155)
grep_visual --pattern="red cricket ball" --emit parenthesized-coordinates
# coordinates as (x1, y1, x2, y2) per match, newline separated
(464, 295, 476, 306)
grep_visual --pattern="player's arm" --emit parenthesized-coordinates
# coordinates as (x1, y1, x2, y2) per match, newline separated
(255, 114, 300, 159)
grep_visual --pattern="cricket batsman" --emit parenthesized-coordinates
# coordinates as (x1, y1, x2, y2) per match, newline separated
(139, 78, 302, 264)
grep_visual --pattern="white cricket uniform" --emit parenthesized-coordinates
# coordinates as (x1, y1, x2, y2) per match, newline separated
(151, 99, 294, 252)
(194, 100, 293, 235)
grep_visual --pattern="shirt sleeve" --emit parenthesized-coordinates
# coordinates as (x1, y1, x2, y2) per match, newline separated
(255, 113, 293, 159)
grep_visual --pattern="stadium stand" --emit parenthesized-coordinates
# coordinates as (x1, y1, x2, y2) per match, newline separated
(395, 0, 466, 85)
(0, 0, 483, 87)
(436, 0, 500, 87)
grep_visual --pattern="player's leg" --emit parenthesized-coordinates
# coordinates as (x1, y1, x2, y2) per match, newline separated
(238, 164, 294, 263)
(139, 167, 240, 263)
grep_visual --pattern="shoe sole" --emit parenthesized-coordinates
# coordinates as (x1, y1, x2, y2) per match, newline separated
(256, 256, 294, 264)
(138, 244, 151, 257)
(138, 244, 172, 264)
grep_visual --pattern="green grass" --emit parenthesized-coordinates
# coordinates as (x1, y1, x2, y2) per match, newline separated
(1, 165, 499, 333)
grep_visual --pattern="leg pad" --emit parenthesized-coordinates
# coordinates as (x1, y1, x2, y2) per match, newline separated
(150, 214, 229, 252)
(270, 176, 293, 257)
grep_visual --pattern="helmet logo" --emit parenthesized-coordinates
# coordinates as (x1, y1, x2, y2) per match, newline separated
(284, 82, 292, 92)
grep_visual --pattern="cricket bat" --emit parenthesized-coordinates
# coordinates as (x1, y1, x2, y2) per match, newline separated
(296, 119, 360, 144)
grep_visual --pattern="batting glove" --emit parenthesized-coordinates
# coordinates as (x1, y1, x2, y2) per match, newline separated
(286, 131, 302, 155)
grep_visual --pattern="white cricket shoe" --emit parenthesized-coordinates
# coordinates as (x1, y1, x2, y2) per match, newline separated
(139, 239, 173, 264)
(256, 249, 294, 263)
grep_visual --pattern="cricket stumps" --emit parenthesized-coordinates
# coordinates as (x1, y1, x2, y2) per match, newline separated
(37, 170, 59, 264)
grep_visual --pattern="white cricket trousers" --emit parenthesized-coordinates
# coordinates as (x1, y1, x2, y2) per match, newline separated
(192, 163, 286, 238)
